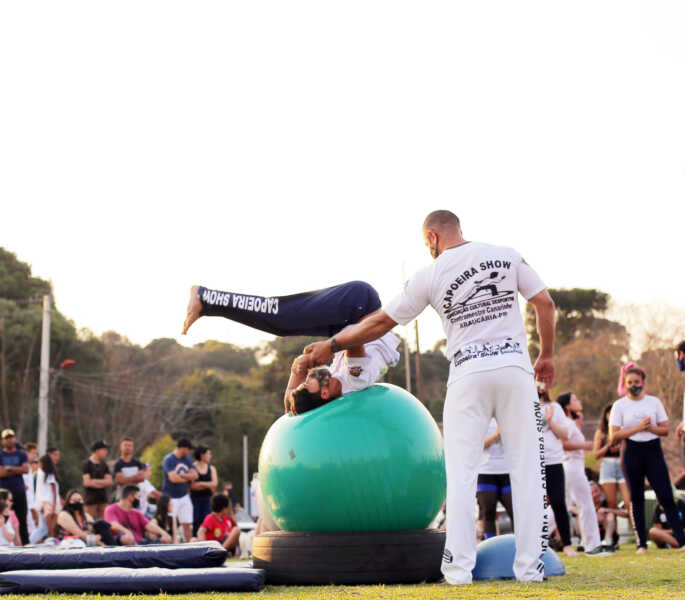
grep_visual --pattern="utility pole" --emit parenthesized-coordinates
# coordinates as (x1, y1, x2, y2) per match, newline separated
(243, 433, 249, 513)
(403, 338, 412, 393)
(37, 295, 51, 455)
(414, 320, 423, 400)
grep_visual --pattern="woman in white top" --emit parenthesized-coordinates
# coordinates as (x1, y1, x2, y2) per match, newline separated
(538, 385, 577, 556)
(34, 454, 60, 538)
(477, 418, 514, 539)
(609, 364, 685, 554)
(557, 392, 606, 555)
(0, 499, 20, 546)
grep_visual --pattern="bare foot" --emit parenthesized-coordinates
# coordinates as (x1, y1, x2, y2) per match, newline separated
(562, 546, 579, 557)
(182, 285, 203, 335)
(636, 546, 647, 555)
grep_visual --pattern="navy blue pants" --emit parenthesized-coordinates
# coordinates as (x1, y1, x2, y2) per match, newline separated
(198, 281, 381, 337)
(623, 438, 685, 548)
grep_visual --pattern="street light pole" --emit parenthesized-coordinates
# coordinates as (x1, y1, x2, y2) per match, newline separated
(37, 294, 51, 455)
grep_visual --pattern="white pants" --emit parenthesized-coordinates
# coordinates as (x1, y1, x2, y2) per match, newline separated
(442, 366, 547, 584)
(563, 459, 601, 551)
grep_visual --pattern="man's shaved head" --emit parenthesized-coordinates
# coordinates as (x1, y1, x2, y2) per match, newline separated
(423, 210, 461, 233)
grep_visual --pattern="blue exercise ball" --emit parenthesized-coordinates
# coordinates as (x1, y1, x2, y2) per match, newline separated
(472, 534, 565, 580)
(258, 383, 446, 532)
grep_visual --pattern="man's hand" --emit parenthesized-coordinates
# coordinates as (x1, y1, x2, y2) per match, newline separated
(534, 355, 555, 386)
(304, 340, 333, 366)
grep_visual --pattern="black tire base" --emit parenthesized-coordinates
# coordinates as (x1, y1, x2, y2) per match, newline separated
(252, 529, 445, 585)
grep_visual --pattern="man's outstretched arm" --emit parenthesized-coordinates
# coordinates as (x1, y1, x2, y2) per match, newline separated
(304, 311, 397, 366)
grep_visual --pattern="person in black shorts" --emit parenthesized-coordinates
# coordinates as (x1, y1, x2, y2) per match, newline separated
(82, 441, 112, 520)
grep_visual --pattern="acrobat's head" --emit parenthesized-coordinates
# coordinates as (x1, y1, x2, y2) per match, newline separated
(289, 367, 343, 415)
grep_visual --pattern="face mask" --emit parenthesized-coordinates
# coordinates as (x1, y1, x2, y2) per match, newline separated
(69, 502, 83, 512)
(629, 385, 643, 397)
(132, 499, 140, 509)
(677, 357, 685, 372)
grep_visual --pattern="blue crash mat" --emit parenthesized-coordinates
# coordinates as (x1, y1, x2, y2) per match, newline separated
(0, 566, 265, 594)
(0, 541, 227, 571)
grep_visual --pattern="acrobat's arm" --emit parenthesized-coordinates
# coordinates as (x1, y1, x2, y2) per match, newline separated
(283, 355, 314, 412)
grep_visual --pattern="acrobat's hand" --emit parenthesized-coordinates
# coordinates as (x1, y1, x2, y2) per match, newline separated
(292, 354, 314, 375)
(304, 340, 333, 366)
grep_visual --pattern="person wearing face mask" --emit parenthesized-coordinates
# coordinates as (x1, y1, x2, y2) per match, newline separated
(104, 485, 172, 545)
(557, 393, 609, 556)
(55, 489, 100, 546)
(609, 364, 685, 554)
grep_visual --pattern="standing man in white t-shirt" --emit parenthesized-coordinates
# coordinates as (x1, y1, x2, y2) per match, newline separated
(305, 210, 556, 584)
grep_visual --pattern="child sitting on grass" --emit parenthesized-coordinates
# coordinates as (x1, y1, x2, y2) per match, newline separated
(197, 493, 240, 553)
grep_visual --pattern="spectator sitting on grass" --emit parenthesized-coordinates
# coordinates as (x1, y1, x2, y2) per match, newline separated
(0, 499, 20, 546)
(152, 494, 178, 544)
(197, 493, 240, 552)
(105, 485, 171, 545)
(650, 496, 685, 549)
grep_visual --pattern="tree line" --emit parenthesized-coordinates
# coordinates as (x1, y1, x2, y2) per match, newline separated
(2, 247, 684, 497)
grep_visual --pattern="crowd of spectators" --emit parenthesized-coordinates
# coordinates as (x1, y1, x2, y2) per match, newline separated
(0, 434, 249, 553)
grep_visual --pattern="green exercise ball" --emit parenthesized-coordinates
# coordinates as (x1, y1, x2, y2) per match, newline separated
(258, 383, 446, 532)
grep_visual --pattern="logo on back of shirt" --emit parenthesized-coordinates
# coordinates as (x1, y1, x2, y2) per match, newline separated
(348, 366, 363, 377)
(441, 260, 516, 328)
(452, 338, 522, 368)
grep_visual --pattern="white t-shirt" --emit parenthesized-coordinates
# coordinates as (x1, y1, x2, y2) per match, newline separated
(383, 242, 546, 385)
(23, 471, 35, 510)
(563, 418, 585, 463)
(543, 402, 568, 466)
(609, 395, 668, 442)
(138, 479, 156, 517)
(480, 418, 509, 474)
(34, 469, 60, 507)
(329, 331, 400, 395)
(0, 519, 15, 546)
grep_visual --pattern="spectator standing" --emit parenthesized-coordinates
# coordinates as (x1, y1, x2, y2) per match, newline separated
(538, 386, 577, 556)
(0, 429, 29, 545)
(35, 453, 60, 538)
(476, 418, 514, 540)
(82, 440, 113, 520)
(137, 463, 161, 518)
(113, 438, 146, 500)
(609, 364, 685, 554)
(153, 494, 178, 543)
(105, 485, 171, 545)
(190, 445, 218, 535)
(557, 393, 608, 555)
(594, 402, 631, 546)
(197, 493, 240, 552)
(162, 439, 198, 542)
(224, 481, 240, 510)
(22, 442, 39, 535)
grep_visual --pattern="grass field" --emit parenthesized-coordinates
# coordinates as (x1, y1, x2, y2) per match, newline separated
(3, 546, 684, 600)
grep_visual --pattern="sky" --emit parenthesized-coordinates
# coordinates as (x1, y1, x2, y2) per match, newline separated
(1, 1, 684, 354)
